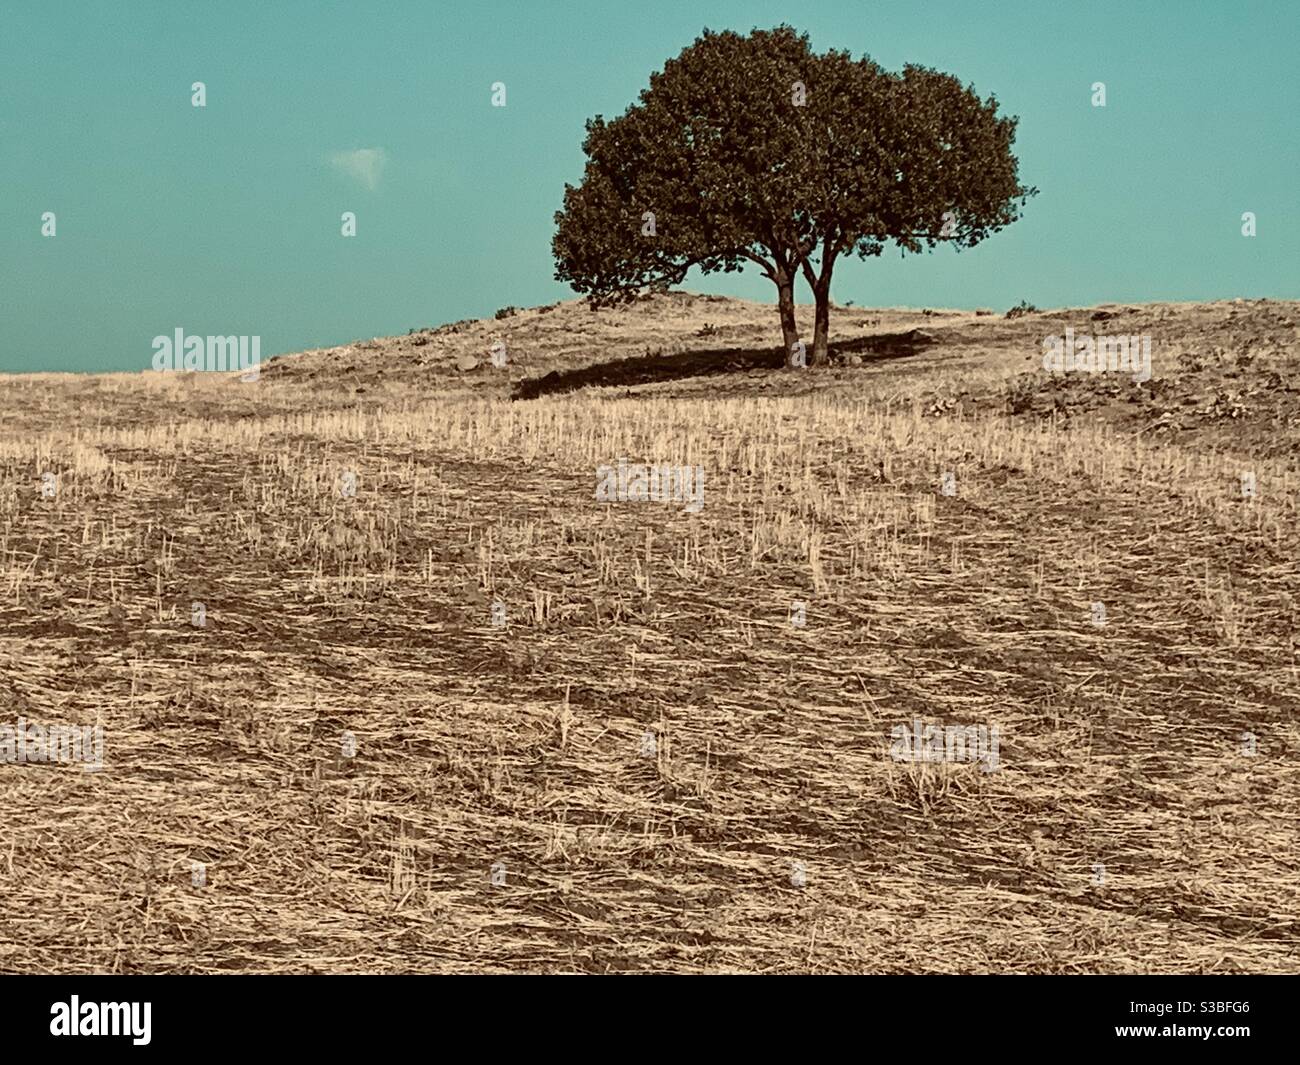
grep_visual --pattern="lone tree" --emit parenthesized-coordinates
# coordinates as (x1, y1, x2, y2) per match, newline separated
(554, 26, 1035, 365)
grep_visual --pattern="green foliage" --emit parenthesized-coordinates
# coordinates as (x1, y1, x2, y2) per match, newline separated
(555, 27, 815, 307)
(553, 24, 1036, 359)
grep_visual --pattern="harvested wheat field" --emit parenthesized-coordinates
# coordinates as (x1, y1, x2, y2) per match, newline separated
(1, 292, 1297, 974)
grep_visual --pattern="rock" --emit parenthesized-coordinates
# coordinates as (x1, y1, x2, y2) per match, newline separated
(846, 354, 863, 367)
(975, 308, 994, 316)
(456, 354, 480, 372)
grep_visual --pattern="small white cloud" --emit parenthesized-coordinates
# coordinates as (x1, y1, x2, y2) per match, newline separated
(329, 147, 388, 190)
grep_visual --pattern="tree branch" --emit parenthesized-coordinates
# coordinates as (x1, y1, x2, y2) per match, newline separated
(740, 249, 778, 280)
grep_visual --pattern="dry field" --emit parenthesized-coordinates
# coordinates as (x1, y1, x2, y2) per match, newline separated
(1, 292, 1297, 973)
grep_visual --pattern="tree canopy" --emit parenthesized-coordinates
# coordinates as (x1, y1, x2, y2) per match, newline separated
(554, 26, 1035, 364)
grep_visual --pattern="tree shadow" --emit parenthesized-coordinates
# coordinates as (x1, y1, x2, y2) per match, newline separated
(511, 329, 940, 400)
(832, 328, 941, 362)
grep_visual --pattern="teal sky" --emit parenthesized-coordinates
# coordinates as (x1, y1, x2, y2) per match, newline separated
(3, 0, 1296, 373)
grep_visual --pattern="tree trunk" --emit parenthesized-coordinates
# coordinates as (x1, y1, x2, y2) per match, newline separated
(811, 281, 831, 365)
(775, 271, 802, 367)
